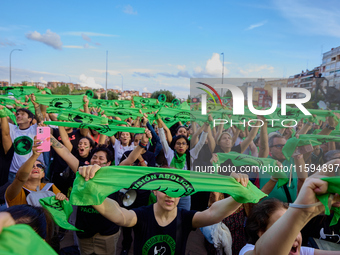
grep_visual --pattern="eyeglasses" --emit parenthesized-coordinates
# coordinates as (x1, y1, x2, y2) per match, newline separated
(270, 144, 285, 149)
(33, 164, 44, 169)
(176, 142, 187, 146)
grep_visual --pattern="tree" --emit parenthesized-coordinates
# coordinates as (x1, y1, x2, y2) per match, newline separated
(22, 81, 28, 86)
(100, 91, 118, 100)
(151, 89, 176, 103)
(51, 85, 70, 95)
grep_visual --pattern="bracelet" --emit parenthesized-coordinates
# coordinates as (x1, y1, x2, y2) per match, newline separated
(289, 201, 322, 209)
(270, 176, 278, 182)
(326, 124, 335, 130)
(139, 141, 147, 149)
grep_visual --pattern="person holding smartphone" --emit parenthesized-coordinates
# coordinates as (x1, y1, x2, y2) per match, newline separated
(5, 137, 66, 207)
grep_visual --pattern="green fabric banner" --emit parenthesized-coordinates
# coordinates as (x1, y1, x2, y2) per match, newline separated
(44, 121, 145, 136)
(214, 152, 288, 187)
(35, 94, 84, 109)
(4, 86, 40, 97)
(57, 109, 109, 125)
(70, 165, 267, 206)
(39, 196, 82, 231)
(0, 224, 57, 255)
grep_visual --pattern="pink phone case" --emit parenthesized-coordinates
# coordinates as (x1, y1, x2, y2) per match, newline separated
(37, 127, 51, 152)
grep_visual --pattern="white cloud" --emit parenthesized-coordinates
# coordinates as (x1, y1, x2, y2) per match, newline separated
(245, 20, 267, 30)
(143, 87, 148, 92)
(81, 33, 91, 42)
(123, 5, 137, 15)
(238, 64, 274, 76)
(79, 74, 103, 89)
(26, 29, 62, 50)
(177, 65, 186, 70)
(84, 43, 89, 49)
(193, 53, 229, 78)
(274, 0, 340, 37)
(39, 77, 47, 84)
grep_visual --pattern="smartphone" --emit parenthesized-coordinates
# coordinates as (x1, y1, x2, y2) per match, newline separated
(37, 127, 51, 152)
(292, 144, 313, 157)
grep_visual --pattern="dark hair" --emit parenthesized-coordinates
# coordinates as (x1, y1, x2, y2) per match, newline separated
(16, 108, 35, 124)
(79, 137, 95, 149)
(133, 133, 143, 139)
(323, 149, 340, 163)
(176, 125, 188, 136)
(5, 205, 54, 243)
(91, 145, 113, 164)
(245, 199, 288, 244)
(171, 135, 190, 169)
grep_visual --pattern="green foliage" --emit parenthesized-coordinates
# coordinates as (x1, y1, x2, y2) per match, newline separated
(100, 91, 118, 100)
(22, 81, 28, 86)
(51, 85, 70, 95)
(151, 90, 176, 103)
(303, 91, 325, 109)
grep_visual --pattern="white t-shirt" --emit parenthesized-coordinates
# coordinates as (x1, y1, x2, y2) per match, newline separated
(9, 123, 44, 174)
(113, 139, 135, 165)
(239, 243, 314, 255)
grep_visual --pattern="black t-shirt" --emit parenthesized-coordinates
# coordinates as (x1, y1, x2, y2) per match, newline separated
(76, 162, 120, 238)
(132, 204, 196, 255)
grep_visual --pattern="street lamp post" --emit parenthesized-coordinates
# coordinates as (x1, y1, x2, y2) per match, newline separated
(221, 52, 224, 95)
(119, 73, 124, 93)
(9, 49, 23, 86)
(105, 51, 108, 100)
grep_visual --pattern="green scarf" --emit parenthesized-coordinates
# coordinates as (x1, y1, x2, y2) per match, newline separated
(0, 224, 57, 255)
(70, 166, 267, 206)
(214, 152, 288, 188)
(39, 196, 82, 231)
(44, 121, 145, 136)
(35, 94, 84, 109)
(0, 107, 17, 125)
(4, 86, 40, 97)
(170, 152, 187, 169)
(57, 109, 109, 125)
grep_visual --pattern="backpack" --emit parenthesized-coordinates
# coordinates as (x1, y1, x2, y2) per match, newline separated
(23, 183, 56, 207)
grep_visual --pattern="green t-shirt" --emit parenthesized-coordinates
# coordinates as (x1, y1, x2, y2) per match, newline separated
(259, 156, 297, 203)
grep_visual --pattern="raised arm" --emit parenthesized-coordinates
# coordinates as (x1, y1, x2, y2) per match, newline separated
(29, 94, 44, 123)
(79, 96, 90, 137)
(6, 138, 42, 201)
(50, 135, 79, 173)
(59, 126, 73, 152)
(192, 173, 248, 228)
(239, 120, 260, 154)
(78, 165, 137, 227)
(119, 130, 151, 166)
(0, 106, 12, 154)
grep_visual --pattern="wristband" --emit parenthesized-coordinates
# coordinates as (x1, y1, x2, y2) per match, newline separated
(270, 176, 278, 182)
(326, 124, 335, 130)
(289, 201, 322, 209)
(139, 141, 147, 149)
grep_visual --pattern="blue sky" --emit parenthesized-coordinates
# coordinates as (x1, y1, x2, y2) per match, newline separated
(1, 0, 340, 98)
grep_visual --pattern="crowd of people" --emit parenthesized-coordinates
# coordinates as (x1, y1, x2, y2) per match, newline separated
(0, 87, 339, 255)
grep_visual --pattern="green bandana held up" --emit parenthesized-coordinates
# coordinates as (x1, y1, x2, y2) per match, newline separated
(0, 224, 57, 255)
(39, 196, 83, 231)
(315, 177, 340, 226)
(57, 109, 109, 125)
(170, 152, 187, 169)
(44, 121, 145, 136)
(35, 94, 84, 109)
(4, 86, 40, 97)
(213, 152, 289, 187)
(0, 107, 17, 125)
(70, 166, 267, 206)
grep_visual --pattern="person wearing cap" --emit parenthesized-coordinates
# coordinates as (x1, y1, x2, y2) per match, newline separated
(5, 137, 66, 207)
(0, 94, 46, 183)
